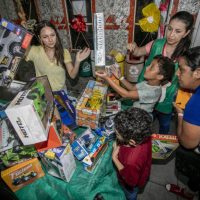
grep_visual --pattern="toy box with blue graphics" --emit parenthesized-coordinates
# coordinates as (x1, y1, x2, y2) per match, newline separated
(5, 76, 54, 145)
(39, 143, 76, 182)
(1, 158, 44, 192)
(0, 18, 33, 86)
(53, 90, 77, 130)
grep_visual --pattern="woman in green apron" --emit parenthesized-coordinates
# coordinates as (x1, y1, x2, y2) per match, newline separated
(127, 11, 194, 134)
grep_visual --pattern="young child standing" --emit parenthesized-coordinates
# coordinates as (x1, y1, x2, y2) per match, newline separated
(95, 55, 175, 114)
(112, 107, 152, 200)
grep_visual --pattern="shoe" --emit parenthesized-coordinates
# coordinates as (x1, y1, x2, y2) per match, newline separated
(166, 184, 194, 200)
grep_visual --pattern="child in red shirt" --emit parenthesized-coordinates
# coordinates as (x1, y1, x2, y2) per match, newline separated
(112, 107, 152, 200)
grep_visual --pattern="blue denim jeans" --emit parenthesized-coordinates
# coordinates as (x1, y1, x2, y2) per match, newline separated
(122, 186, 139, 200)
(153, 110, 172, 134)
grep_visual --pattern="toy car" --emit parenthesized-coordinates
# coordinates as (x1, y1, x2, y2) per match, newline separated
(12, 171, 37, 186)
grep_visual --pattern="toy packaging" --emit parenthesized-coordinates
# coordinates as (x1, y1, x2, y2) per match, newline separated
(0, 18, 33, 86)
(175, 89, 193, 109)
(71, 128, 97, 160)
(5, 76, 54, 145)
(1, 158, 45, 192)
(0, 109, 22, 153)
(53, 90, 77, 130)
(93, 13, 105, 68)
(83, 142, 108, 173)
(0, 145, 38, 168)
(152, 134, 179, 160)
(76, 80, 107, 129)
(39, 143, 76, 182)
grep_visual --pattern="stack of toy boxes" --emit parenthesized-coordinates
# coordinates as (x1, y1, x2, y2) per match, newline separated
(5, 76, 54, 145)
(76, 80, 107, 129)
(0, 109, 38, 168)
(0, 18, 33, 86)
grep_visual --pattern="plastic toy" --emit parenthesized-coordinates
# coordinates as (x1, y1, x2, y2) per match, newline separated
(27, 81, 47, 119)
(12, 171, 37, 186)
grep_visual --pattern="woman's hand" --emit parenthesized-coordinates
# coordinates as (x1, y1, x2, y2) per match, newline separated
(111, 65, 121, 79)
(127, 42, 137, 52)
(112, 141, 120, 160)
(95, 70, 109, 80)
(76, 47, 91, 63)
(173, 102, 184, 115)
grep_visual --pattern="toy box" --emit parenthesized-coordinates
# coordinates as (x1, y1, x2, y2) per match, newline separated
(1, 158, 45, 192)
(39, 143, 76, 182)
(5, 76, 54, 145)
(76, 80, 107, 129)
(0, 145, 38, 168)
(0, 109, 22, 153)
(0, 18, 33, 86)
(83, 142, 108, 173)
(71, 128, 97, 160)
(53, 90, 77, 130)
(93, 13, 105, 68)
(175, 89, 193, 109)
(34, 106, 62, 152)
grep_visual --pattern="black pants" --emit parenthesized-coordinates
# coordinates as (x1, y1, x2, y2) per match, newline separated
(175, 146, 200, 192)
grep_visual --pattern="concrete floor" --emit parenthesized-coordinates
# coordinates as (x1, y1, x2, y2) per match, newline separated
(137, 119, 199, 200)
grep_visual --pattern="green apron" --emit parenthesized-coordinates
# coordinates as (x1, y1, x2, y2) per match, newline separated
(138, 39, 179, 114)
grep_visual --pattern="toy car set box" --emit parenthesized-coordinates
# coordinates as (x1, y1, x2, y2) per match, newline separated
(39, 143, 76, 182)
(5, 76, 54, 145)
(1, 157, 45, 192)
(76, 80, 107, 129)
(0, 18, 33, 86)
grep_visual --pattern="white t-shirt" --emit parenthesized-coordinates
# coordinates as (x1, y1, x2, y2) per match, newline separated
(133, 81, 161, 113)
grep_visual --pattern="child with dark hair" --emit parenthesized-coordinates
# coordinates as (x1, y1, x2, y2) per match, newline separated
(96, 55, 175, 115)
(112, 107, 152, 200)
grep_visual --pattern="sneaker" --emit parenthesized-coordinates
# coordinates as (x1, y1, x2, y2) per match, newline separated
(166, 184, 194, 200)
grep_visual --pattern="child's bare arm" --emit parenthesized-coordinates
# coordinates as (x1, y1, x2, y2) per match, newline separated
(106, 77, 139, 99)
(112, 142, 124, 171)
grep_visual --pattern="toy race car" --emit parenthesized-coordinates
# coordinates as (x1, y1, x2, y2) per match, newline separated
(12, 171, 37, 186)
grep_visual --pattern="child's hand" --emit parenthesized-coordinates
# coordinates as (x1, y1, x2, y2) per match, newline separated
(111, 65, 121, 79)
(112, 141, 120, 160)
(95, 70, 108, 79)
(173, 102, 184, 115)
(76, 47, 91, 62)
(127, 42, 137, 52)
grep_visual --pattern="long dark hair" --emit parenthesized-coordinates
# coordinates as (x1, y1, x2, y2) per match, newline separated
(182, 46, 200, 71)
(35, 20, 65, 68)
(169, 11, 194, 61)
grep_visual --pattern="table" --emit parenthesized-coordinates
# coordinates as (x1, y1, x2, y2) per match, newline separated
(16, 127, 126, 200)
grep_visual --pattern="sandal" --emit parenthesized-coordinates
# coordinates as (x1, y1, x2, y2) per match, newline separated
(166, 184, 194, 200)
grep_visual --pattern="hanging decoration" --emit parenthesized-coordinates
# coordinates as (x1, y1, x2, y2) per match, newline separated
(71, 14, 86, 32)
(138, 3, 160, 33)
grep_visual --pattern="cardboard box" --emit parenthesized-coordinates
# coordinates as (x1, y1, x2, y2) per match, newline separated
(93, 13, 105, 68)
(0, 18, 33, 86)
(5, 76, 54, 145)
(0, 110, 22, 153)
(1, 158, 45, 192)
(39, 143, 76, 182)
(34, 107, 62, 152)
(76, 80, 107, 129)
(0, 145, 38, 168)
(71, 128, 97, 160)
(175, 89, 193, 109)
